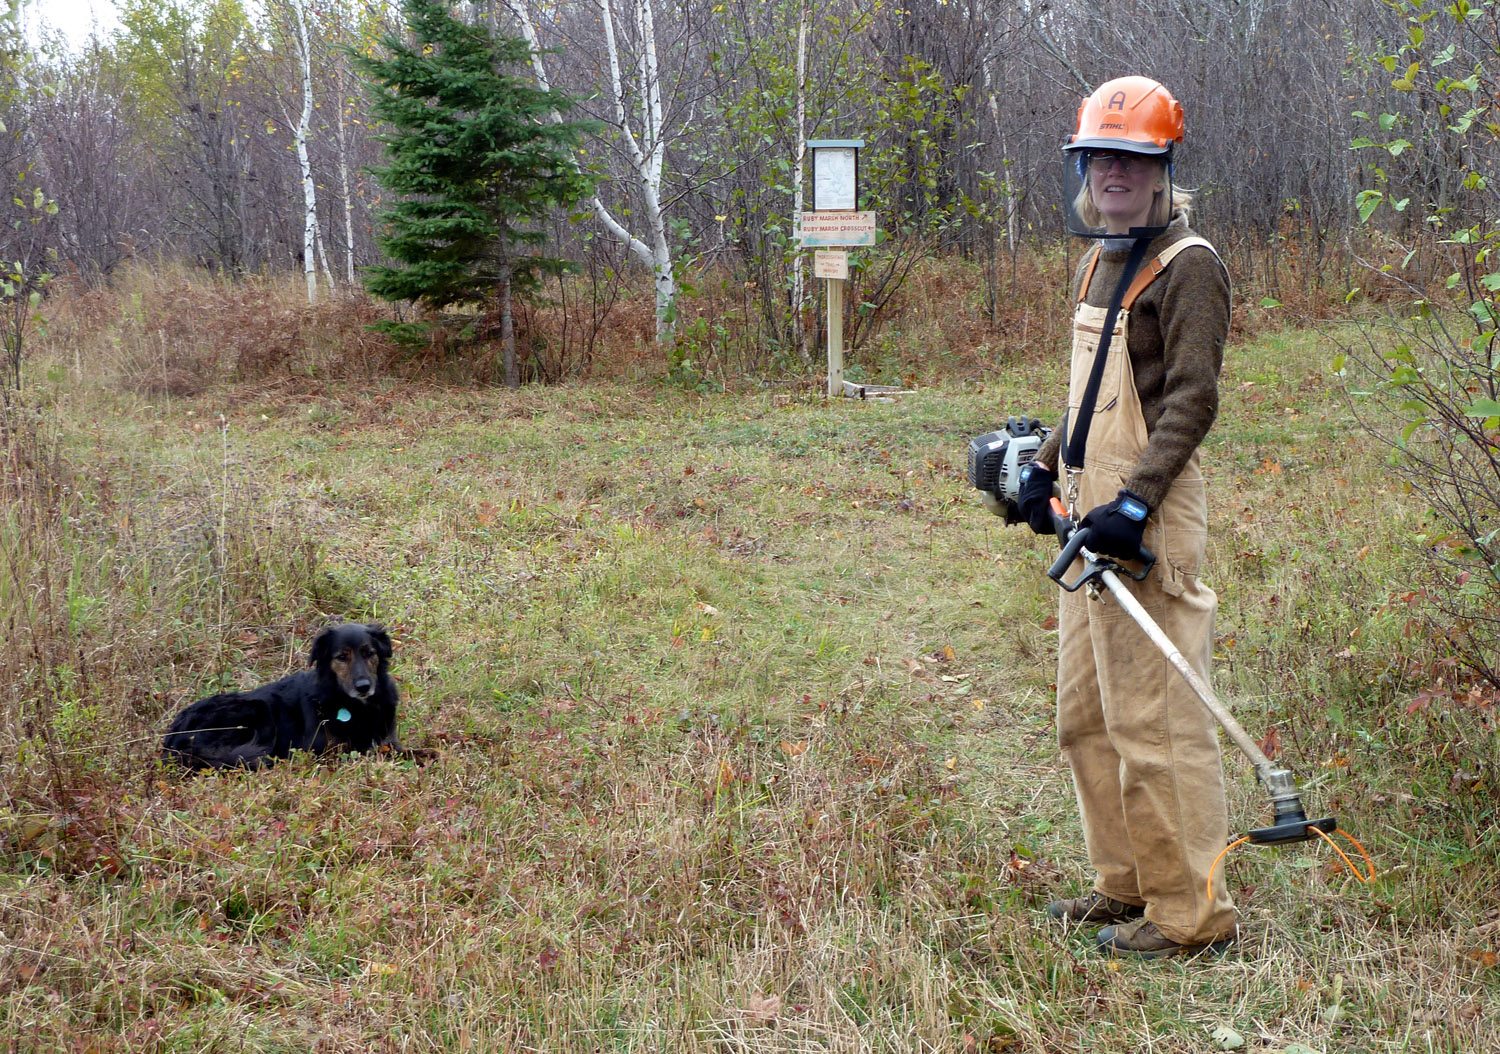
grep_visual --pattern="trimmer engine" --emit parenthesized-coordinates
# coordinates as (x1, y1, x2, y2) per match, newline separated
(968, 416, 1051, 524)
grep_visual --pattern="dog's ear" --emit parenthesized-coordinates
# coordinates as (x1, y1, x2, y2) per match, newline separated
(309, 627, 335, 666)
(368, 625, 393, 660)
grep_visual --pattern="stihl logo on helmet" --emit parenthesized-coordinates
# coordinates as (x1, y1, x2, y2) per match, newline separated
(1066, 76, 1184, 156)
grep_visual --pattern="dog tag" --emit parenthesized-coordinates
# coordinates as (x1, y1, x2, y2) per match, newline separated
(336, 708, 352, 723)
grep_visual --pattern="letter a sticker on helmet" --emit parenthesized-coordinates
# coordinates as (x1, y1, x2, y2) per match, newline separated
(1108, 91, 1127, 110)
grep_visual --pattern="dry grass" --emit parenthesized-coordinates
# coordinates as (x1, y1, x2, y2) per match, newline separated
(42, 264, 405, 396)
(2, 255, 1497, 1053)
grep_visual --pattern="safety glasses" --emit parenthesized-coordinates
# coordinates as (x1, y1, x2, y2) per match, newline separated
(1087, 152, 1152, 175)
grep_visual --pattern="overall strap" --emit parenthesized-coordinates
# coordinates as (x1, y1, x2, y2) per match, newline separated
(1076, 245, 1103, 304)
(1120, 236, 1217, 311)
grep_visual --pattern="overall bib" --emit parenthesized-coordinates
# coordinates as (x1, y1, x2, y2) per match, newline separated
(1056, 237, 1238, 944)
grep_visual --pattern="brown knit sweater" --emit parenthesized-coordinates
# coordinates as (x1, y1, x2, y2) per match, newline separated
(1034, 215, 1230, 510)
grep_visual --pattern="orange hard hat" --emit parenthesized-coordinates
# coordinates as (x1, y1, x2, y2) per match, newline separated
(1065, 76, 1183, 156)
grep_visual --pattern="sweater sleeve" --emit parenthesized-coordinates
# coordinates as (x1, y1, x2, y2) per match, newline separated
(1035, 418, 1062, 472)
(1122, 246, 1229, 509)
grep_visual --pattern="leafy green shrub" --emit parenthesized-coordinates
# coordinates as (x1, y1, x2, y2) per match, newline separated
(1340, 0, 1500, 689)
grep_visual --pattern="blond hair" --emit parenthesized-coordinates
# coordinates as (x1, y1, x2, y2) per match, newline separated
(1072, 157, 1194, 231)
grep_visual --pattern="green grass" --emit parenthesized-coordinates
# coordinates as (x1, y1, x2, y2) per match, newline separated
(2, 322, 1497, 1052)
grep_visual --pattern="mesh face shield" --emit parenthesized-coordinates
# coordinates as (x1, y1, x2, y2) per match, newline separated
(1061, 146, 1175, 240)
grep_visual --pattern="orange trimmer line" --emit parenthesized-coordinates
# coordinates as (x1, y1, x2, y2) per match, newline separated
(1206, 829, 1376, 900)
(1207, 837, 1252, 901)
(1312, 827, 1376, 883)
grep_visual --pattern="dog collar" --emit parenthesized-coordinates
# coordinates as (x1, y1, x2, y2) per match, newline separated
(336, 708, 352, 723)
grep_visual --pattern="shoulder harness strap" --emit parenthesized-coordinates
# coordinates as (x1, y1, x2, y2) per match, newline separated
(1120, 235, 1219, 311)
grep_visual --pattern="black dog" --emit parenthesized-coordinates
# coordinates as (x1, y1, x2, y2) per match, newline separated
(162, 623, 402, 770)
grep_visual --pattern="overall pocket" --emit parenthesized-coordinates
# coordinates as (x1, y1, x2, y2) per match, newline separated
(1158, 475, 1208, 584)
(1068, 312, 1126, 417)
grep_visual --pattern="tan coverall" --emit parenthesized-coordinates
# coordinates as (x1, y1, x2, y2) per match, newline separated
(1056, 236, 1239, 945)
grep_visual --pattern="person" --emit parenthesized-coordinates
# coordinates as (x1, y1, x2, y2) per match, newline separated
(1015, 76, 1238, 958)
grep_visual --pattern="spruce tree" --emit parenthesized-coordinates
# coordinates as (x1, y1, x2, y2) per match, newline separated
(354, 0, 595, 385)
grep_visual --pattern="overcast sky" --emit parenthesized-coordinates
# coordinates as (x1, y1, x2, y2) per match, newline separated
(28, 0, 123, 50)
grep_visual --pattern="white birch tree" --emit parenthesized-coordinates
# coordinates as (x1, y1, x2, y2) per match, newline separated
(288, 0, 318, 302)
(333, 53, 357, 285)
(504, 0, 677, 347)
(791, 0, 807, 363)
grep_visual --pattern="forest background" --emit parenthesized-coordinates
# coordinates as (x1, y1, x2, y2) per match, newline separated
(2, 0, 1499, 1051)
(2, 0, 1456, 377)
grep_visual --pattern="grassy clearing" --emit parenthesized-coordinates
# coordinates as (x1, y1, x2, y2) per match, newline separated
(2, 283, 1497, 1052)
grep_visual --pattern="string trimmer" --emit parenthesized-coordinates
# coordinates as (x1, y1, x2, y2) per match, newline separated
(1042, 496, 1335, 846)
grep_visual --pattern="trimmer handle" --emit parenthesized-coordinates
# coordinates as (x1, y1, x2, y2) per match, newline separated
(1046, 498, 1155, 591)
(1047, 496, 1075, 544)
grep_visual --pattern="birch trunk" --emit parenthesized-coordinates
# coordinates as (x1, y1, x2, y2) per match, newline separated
(504, 0, 676, 349)
(599, 0, 675, 348)
(335, 55, 356, 285)
(291, 0, 317, 303)
(315, 218, 334, 288)
(792, 0, 808, 364)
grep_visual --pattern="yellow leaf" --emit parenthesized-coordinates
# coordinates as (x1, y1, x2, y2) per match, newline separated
(971, 698, 987, 711)
(944, 756, 957, 770)
(939, 644, 956, 661)
(780, 740, 808, 757)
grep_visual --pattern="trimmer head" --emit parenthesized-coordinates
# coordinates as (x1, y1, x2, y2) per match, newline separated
(1246, 766, 1337, 844)
(1245, 815, 1337, 846)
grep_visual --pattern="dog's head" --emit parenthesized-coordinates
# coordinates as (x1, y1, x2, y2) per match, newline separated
(309, 623, 392, 700)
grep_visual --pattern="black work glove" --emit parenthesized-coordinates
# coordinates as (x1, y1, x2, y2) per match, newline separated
(1080, 488, 1151, 559)
(1015, 462, 1057, 535)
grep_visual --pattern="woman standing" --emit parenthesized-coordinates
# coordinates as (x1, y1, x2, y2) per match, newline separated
(1016, 76, 1239, 958)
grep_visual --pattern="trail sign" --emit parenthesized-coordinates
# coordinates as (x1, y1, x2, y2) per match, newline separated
(810, 141, 860, 210)
(813, 249, 848, 280)
(798, 211, 878, 247)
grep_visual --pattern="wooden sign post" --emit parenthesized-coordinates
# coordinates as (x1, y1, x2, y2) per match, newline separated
(799, 139, 878, 397)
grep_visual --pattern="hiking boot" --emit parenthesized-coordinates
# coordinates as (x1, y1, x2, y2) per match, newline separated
(1095, 919, 1236, 959)
(1045, 892, 1146, 925)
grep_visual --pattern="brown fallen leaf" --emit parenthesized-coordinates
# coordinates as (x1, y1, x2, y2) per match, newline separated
(1258, 726, 1281, 759)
